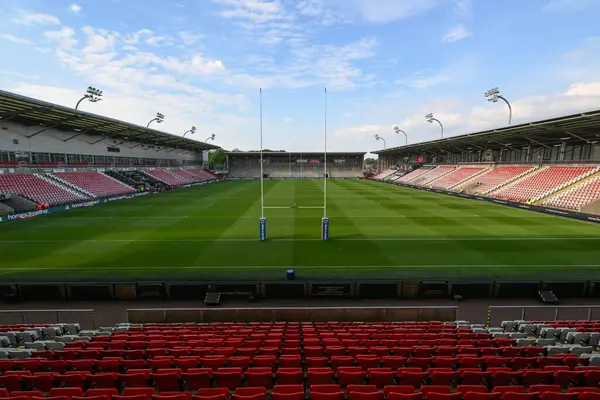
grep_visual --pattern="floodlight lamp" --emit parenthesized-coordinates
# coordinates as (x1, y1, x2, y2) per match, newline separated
(191, 126, 196, 133)
(393, 125, 400, 133)
(211, 133, 216, 140)
(374, 134, 380, 139)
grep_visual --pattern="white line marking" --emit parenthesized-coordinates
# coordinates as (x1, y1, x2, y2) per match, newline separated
(0, 237, 599, 244)
(1, 264, 599, 272)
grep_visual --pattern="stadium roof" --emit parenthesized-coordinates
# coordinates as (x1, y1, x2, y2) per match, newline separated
(0, 89, 220, 152)
(225, 151, 366, 157)
(374, 109, 600, 156)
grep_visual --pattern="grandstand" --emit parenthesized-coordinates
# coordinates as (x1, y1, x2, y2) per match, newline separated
(373, 109, 600, 214)
(0, 90, 220, 214)
(1, 318, 600, 400)
(226, 152, 364, 179)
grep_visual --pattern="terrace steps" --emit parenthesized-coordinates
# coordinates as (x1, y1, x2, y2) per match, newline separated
(446, 166, 492, 190)
(484, 165, 544, 195)
(421, 167, 456, 185)
(536, 170, 600, 205)
(100, 171, 135, 191)
(38, 173, 90, 199)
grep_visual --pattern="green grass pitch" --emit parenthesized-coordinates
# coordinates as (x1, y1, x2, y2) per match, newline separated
(1, 179, 600, 282)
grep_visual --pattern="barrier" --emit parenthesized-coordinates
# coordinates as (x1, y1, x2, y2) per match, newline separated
(126, 305, 458, 323)
(487, 305, 600, 327)
(0, 309, 97, 329)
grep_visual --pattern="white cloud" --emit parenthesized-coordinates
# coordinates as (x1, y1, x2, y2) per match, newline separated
(453, 0, 472, 17)
(543, 0, 595, 11)
(178, 31, 203, 46)
(44, 27, 78, 49)
(225, 37, 377, 90)
(397, 71, 453, 89)
(283, 117, 293, 123)
(0, 33, 32, 45)
(68, 4, 82, 13)
(123, 29, 174, 47)
(442, 24, 471, 43)
(1, 71, 40, 80)
(82, 26, 117, 53)
(344, 113, 354, 117)
(213, 0, 285, 22)
(334, 124, 389, 138)
(351, 0, 438, 22)
(12, 11, 60, 26)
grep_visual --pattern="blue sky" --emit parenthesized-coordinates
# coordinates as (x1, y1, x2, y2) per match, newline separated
(1, 0, 599, 154)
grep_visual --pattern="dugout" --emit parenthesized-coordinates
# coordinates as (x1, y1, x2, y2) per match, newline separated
(167, 283, 210, 300)
(68, 285, 113, 301)
(308, 282, 354, 297)
(420, 281, 450, 298)
(136, 282, 167, 300)
(451, 282, 494, 298)
(264, 282, 306, 298)
(356, 281, 400, 298)
(539, 281, 587, 298)
(19, 284, 65, 301)
(214, 282, 259, 302)
(495, 282, 540, 298)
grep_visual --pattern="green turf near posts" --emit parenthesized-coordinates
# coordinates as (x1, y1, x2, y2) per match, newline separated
(1, 179, 600, 282)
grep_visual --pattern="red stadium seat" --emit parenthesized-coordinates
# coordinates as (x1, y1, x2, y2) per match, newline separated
(87, 389, 120, 398)
(387, 394, 422, 400)
(309, 391, 344, 400)
(51, 388, 84, 398)
(9, 393, 44, 400)
(270, 394, 304, 400)
(276, 369, 303, 385)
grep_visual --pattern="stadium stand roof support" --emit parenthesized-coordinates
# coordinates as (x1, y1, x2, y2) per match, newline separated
(0, 89, 221, 152)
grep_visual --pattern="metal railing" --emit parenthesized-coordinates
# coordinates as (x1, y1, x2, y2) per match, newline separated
(487, 305, 600, 327)
(127, 306, 458, 324)
(0, 309, 97, 329)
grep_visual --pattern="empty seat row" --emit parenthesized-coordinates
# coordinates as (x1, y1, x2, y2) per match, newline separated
(2, 385, 600, 400)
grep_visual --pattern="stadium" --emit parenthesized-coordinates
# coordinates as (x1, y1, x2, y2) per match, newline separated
(3, 90, 600, 400)
(3, 27, 600, 400)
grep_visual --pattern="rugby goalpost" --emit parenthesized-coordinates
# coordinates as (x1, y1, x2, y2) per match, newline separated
(259, 88, 329, 241)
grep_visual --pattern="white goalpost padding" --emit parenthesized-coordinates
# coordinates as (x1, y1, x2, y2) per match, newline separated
(259, 88, 329, 241)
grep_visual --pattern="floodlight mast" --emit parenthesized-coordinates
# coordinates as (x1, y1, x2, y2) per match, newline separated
(485, 87, 512, 125)
(393, 125, 407, 145)
(183, 126, 196, 137)
(374, 134, 386, 149)
(205, 134, 216, 142)
(147, 112, 165, 128)
(75, 86, 103, 110)
(425, 113, 444, 138)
